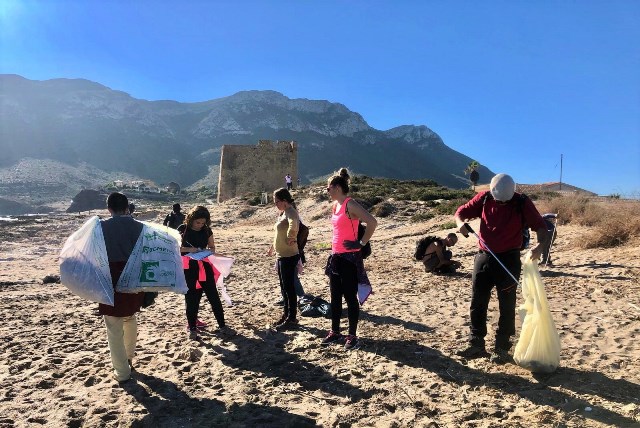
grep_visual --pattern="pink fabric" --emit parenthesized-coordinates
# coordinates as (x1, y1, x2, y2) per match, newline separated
(331, 197, 360, 254)
(182, 256, 220, 290)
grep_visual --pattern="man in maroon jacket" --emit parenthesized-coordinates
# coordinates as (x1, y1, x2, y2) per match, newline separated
(98, 192, 144, 383)
(454, 174, 549, 364)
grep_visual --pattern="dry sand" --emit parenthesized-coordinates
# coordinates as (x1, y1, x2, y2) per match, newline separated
(1, 195, 639, 427)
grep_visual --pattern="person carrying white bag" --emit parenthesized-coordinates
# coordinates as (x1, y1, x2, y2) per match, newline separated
(454, 173, 550, 364)
(97, 192, 146, 383)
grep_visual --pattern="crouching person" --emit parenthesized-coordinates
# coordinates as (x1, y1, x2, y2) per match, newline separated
(98, 192, 144, 383)
(414, 233, 461, 274)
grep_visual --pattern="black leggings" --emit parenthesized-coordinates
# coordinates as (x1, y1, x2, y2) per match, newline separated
(184, 260, 225, 329)
(329, 256, 359, 336)
(277, 255, 300, 321)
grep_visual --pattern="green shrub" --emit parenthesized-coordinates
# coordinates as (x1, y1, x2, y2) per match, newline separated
(411, 212, 434, 223)
(438, 221, 457, 230)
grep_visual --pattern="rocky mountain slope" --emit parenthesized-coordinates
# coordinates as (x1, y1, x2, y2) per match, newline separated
(0, 74, 493, 202)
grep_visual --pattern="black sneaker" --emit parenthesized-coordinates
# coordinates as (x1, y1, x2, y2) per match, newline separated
(455, 343, 486, 359)
(275, 299, 285, 306)
(489, 348, 513, 364)
(344, 335, 360, 350)
(321, 330, 343, 346)
(275, 318, 299, 331)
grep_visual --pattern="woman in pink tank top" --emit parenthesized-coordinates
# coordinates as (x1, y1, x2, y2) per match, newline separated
(321, 168, 377, 351)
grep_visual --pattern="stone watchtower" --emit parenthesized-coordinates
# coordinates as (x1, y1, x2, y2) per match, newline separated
(217, 140, 298, 202)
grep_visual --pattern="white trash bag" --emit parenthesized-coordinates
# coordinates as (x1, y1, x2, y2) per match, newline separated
(59, 216, 114, 305)
(116, 222, 188, 294)
(207, 254, 235, 306)
(514, 254, 561, 373)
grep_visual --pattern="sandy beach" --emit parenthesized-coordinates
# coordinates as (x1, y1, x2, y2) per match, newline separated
(1, 194, 639, 427)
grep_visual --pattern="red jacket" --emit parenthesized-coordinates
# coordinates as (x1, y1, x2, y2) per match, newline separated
(456, 191, 546, 253)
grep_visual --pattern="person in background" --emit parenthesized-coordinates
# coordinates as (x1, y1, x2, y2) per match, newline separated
(128, 203, 136, 216)
(541, 213, 558, 266)
(414, 233, 461, 274)
(163, 203, 185, 229)
(454, 173, 549, 364)
(267, 188, 301, 330)
(285, 173, 293, 191)
(178, 206, 228, 339)
(99, 192, 144, 383)
(322, 168, 377, 351)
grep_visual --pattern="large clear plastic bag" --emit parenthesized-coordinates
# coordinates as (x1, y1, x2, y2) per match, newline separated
(116, 222, 188, 294)
(514, 254, 561, 373)
(59, 216, 114, 305)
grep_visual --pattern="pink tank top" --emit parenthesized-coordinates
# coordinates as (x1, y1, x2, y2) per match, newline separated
(331, 197, 360, 253)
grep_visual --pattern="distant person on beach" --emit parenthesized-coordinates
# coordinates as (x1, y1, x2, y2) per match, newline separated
(163, 203, 185, 229)
(541, 213, 558, 266)
(414, 233, 461, 274)
(267, 188, 301, 330)
(285, 174, 293, 190)
(99, 192, 144, 383)
(178, 206, 229, 339)
(322, 168, 377, 351)
(454, 173, 549, 364)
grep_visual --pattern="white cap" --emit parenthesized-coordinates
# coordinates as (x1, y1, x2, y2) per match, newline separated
(490, 173, 516, 201)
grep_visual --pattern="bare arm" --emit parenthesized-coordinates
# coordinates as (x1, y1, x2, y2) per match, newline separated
(454, 213, 472, 237)
(345, 199, 377, 244)
(530, 226, 550, 261)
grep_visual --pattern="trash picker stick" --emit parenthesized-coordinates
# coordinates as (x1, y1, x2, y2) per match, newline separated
(464, 223, 521, 289)
(543, 212, 559, 267)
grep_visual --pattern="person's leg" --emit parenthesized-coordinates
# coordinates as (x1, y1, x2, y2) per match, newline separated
(278, 255, 299, 321)
(494, 251, 521, 350)
(104, 315, 131, 381)
(185, 287, 203, 330)
(294, 273, 305, 297)
(469, 252, 493, 347)
(122, 315, 137, 361)
(201, 263, 225, 328)
(336, 257, 359, 336)
(329, 271, 343, 333)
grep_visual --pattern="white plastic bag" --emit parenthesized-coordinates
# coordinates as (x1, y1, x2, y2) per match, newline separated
(207, 254, 234, 306)
(59, 216, 114, 305)
(514, 254, 561, 373)
(116, 222, 188, 294)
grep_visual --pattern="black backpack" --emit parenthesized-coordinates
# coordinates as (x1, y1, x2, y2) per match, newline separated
(482, 192, 530, 250)
(297, 221, 309, 253)
(414, 235, 441, 261)
(345, 202, 372, 259)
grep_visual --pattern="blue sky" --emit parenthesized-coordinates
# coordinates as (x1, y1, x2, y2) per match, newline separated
(1, 0, 639, 196)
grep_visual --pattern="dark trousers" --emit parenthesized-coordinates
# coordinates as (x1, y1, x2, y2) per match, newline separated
(469, 250, 521, 350)
(277, 255, 300, 321)
(329, 256, 359, 336)
(184, 261, 225, 330)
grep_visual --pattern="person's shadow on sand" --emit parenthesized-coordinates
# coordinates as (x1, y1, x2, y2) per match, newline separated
(361, 338, 638, 427)
(201, 328, 375, 402)
(360, 310, 435, 333)
(122, 372, 318, 427)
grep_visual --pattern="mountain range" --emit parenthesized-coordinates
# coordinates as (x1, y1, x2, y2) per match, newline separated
(0, 74, 493, 200)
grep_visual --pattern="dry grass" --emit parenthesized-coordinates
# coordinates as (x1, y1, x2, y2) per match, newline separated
(536, 195, 640, 248)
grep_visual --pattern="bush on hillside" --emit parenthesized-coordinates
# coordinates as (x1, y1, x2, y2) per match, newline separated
(538, 195, 640, 249)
